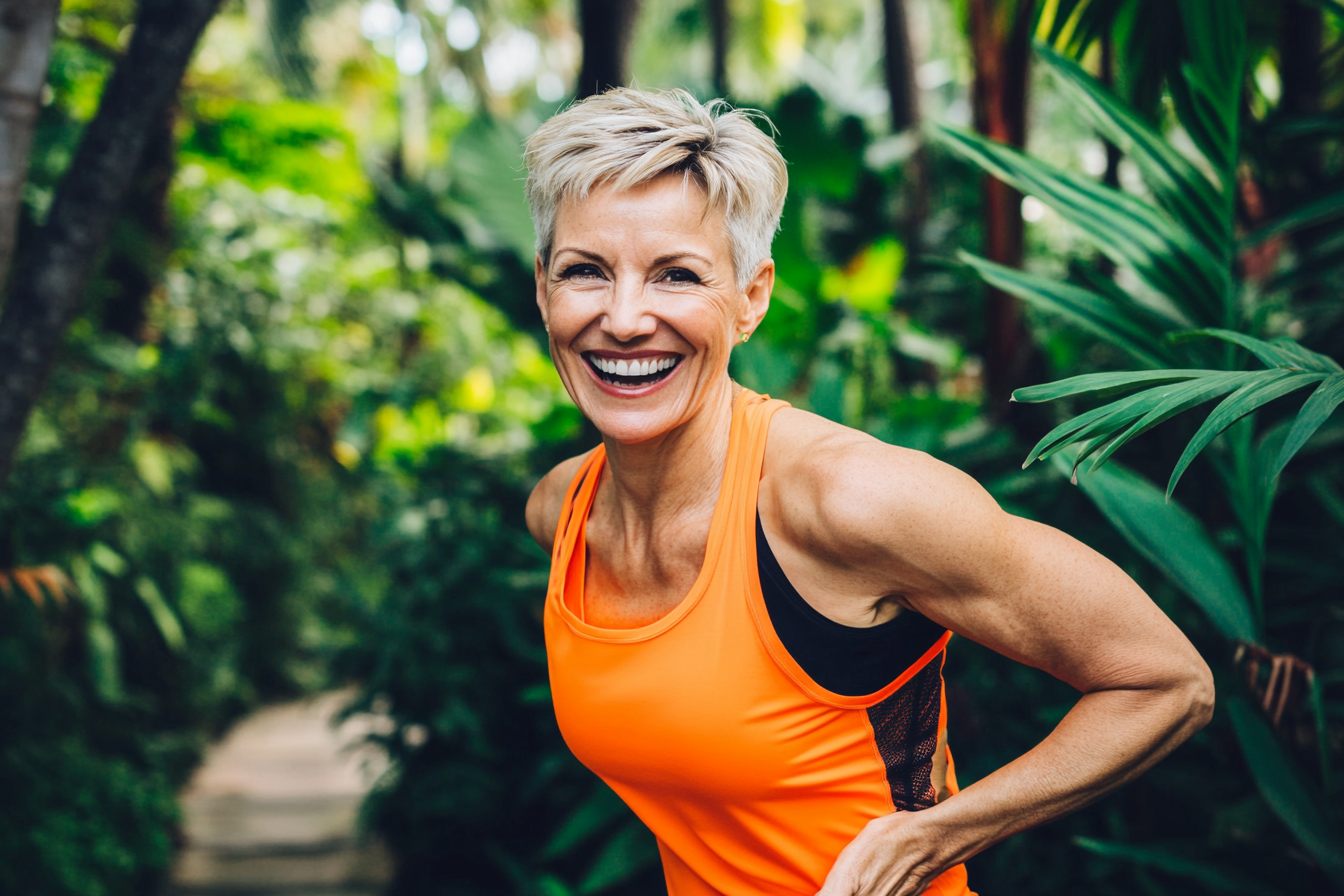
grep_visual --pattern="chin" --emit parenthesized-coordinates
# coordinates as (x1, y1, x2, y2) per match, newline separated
(564, 354, 723, 445)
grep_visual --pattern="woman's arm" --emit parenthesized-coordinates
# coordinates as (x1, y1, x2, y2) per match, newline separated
(760, 413, 1214, 896)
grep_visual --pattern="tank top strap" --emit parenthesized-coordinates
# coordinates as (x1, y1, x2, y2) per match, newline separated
(549, 446, 606, 597)
(724, 389, 790, 523)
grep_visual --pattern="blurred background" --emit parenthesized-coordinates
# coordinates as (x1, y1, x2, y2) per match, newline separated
(2, 0, 1343, 894)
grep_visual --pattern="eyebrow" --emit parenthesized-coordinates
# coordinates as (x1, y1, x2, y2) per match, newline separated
(550, 249, 714, 268)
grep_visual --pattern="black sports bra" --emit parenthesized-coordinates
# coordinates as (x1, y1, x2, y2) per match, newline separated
(755, 512, 948, 697)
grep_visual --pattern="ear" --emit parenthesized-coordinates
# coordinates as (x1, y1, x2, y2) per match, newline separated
(534, 253, 549, 330)
(736, 258, 774, 338)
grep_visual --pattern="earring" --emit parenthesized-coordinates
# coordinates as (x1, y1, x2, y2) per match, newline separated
(739, 332, 750, 344)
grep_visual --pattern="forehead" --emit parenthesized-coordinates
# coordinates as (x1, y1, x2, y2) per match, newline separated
(553, 172, 726, 246)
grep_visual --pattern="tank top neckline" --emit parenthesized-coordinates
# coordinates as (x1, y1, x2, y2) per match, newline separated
(549, 389, 759, 644)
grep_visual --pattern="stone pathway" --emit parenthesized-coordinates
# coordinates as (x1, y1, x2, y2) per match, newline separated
(166, 691, 393, 896)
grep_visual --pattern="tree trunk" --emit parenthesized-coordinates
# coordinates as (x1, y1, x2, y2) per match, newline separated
(708, 0, 729, 98)
(881, 0, 918, 133)
(0, 0, 222, 485)
(576, 0, 642, 98)
(968, 0, 1033, 411)
(0, 0, 60, 292)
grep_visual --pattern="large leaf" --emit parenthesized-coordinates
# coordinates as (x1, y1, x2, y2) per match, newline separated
(1037, 44, 1227, 259)
(1176, 329, 1343, 373)
(932, 124, 1230, 322)
(1168, 370, 1331, 496)
(1014, 369, 1207, 403)
(1268, 373, 1344, 484)
(1073, 837, 1281, 895)
(1227, 699, 1344, 887)
(1054, 455, 1256, 642)
(1081, 372, 1260, 473)
(1021, 373, 1258, 471)
(958, 253, 1171, 368)
(1171, 0, 1244, 190)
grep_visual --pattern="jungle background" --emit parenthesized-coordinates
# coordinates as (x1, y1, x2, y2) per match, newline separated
(2, 0, 1343, 894)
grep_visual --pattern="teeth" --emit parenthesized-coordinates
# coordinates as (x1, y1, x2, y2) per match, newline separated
(588, 354, 680, 380)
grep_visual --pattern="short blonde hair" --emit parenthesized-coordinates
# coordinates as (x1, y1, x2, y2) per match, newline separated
(524, 88, 788, 290)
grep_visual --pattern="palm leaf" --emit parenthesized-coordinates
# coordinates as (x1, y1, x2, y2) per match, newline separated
(1267, 373, 1344, 485)
(932, 124, 1229, 322)
(1035, 44, 1228, 259)
(1014, 369, 1210, 403)
(958, 252, 1172, 368)
(1081, 372, 1261, 473)
(1167, 370, 1329, 497)
(1170, 0, 1244, 188)
(1175, 329, 1343, 373)
(1073, 837, 1282, 895)
(1227, 699, 1344, 887)
(1056, 455, 1256, 642)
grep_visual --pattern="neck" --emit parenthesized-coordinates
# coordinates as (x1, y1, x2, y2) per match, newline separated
(598, 377, 741, 529)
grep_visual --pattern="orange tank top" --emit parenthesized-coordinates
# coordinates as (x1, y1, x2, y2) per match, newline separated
(544, 390, 974, 896)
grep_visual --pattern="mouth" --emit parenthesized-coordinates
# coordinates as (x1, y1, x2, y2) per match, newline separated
(583, 352, 683, 389)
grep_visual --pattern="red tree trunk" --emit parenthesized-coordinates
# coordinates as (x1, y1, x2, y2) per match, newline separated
(969, 0, 1033, 410)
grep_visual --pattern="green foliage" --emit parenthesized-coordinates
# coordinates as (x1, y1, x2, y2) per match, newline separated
(950, 4, 1344, 888)
(338, 448, 662, 896)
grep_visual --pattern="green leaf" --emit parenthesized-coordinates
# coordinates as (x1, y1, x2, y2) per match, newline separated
(1073, 837, 1281, 895)
(1227, 699, 1344, 886)
(1055, 455, 1256, 642)
(931, 124, 1229, 322)
(577, 821, 660, 895)
(1023, 388, 1165, 468)
(542, 784, 627, 859)
(958, 252, 1171, 368)
(1013, 369, 1207, 403)
(1036, 43, 1227, 257)
(1267, 373, 1344, 484)
(1083, 372, 1260, 472)
(1173, 0, 1244, 186)
(1177, 330, 1343, 373)
(1166, 370, 1327, 496)
(134, 576, 187, 653)
(1240, 188, 1344, 249)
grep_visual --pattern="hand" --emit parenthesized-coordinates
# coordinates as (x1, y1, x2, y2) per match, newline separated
(814, 810, 950, 896)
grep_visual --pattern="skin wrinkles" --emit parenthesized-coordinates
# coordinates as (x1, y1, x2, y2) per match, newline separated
(526, 171, 1214, 896)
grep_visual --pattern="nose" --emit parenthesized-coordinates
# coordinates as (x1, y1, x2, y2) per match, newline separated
(602, 275, 657, 343)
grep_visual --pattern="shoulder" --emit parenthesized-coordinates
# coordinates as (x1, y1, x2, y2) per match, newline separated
(761, 408, 1011, 587)
(526, 450, 595, 552)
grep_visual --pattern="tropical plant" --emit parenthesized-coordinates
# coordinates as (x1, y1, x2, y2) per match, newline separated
(935, 2, 1344, 888)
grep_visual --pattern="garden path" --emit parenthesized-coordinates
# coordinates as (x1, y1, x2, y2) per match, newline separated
(165, 690, 393, 896)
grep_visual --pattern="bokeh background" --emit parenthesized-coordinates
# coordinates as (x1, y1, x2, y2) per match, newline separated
(2, 1, 1343, 894)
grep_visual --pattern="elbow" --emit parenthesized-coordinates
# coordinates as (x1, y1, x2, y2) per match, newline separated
(1183, 659, 1216, 735)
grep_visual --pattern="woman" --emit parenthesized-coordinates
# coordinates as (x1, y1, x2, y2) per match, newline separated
(523, 88, 1213, 896)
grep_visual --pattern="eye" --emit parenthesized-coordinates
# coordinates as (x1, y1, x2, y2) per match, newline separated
(559, 263, 605, 280)
(661, 267, 701, 284)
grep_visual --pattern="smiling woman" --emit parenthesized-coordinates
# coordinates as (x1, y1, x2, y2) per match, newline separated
(522, 89, 1214, 896)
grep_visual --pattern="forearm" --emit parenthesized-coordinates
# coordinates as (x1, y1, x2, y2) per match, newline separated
(909, 682, 1212, 869)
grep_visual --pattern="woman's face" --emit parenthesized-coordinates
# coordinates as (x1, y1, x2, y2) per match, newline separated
(536, 173, 772, 445)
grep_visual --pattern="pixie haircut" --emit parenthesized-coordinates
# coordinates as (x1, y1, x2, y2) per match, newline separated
(524, 88, 788, 290)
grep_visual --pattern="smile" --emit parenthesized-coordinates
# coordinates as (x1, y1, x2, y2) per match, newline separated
(584, 352, 682, 388)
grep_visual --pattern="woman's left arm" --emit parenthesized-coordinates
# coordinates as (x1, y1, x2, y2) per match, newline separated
(796, 441, 1215, 896)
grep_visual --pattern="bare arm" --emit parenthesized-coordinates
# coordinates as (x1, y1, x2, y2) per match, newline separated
(761, 414, 1214, 895)
(526, 452, 590, 552)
